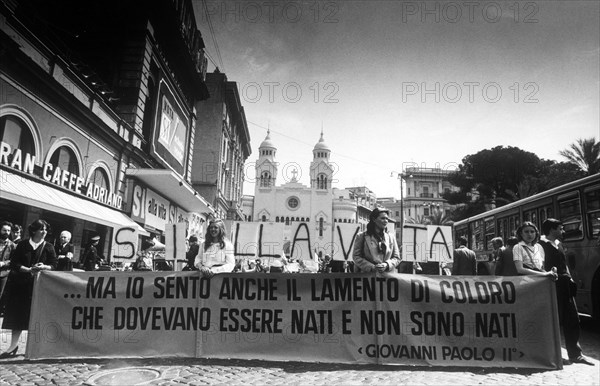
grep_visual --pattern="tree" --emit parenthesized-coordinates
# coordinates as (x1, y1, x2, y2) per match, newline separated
(559, 138, 600, 176)
(444, 146, 544, 211)
(427, 209, 453, 226)
(406, 215, 429, 225)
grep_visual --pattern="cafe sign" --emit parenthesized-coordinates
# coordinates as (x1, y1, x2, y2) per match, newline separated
(0, 141, 123, 209)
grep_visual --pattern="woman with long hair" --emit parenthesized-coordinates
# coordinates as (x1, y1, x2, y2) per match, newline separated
(513, 221, 557, 279)
(1, 219, 56, 358)
(194, 219, 235, 277)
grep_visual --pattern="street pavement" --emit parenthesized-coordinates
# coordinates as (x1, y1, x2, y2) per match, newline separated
(1, 317, 599, 385)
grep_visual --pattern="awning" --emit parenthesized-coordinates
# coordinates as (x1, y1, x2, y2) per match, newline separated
(0, 169, 149, 236)
(125, 168, 213, 214)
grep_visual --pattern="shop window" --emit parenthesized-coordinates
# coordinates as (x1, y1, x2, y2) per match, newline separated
(0, 114, 35, 156)
(49, 146, 78, 175)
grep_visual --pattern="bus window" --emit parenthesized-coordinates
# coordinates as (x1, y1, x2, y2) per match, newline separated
(585, 188, 600, 239)
(484, 218, 495, 250)
(497, 218, 507, 240)
(540, 208, 547, 223)
(531, 211, 537, 228)
(558, 196, 583, 241)
(509, 217, 514, 236)
(469, 219, 483, 251)
(588, 213, 600, 239)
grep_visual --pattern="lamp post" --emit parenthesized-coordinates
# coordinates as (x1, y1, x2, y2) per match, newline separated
(390, 171, 407, 245)
(399, 175, 404, 244)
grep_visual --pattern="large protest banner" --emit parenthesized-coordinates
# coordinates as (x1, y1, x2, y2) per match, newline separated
(27, 271, 561, 369)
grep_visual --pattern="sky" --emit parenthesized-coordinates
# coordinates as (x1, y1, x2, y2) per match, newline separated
(193, 0, 600, 198)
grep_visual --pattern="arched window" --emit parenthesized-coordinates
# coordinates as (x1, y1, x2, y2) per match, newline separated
(261, 215, 267, 222)
(260, 171, 271, 187)
(0, 114, 35, 156)
(319, 217, 324, 237)
(317, 174, 327, 189)
(285, 217, 290, 225)
(49, 146, 78, 175)
(89, 167, 109, 191)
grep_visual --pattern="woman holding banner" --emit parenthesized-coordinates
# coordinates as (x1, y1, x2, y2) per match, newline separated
(352, 207, 401, 273)
(1, 219, 56, 359)
(513, 221, 557, 280)
(194, 219, 235, 278)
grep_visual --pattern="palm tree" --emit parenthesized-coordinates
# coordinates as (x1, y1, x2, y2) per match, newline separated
(406, 215, 430, 225)
(559, 138, 600, 176)
(427, 209, 453, 226)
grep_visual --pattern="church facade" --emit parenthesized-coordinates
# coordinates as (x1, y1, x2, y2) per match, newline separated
(241, 131, 363, 258)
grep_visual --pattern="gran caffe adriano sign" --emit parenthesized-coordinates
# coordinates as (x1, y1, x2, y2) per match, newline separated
(0, 141, 123, 209)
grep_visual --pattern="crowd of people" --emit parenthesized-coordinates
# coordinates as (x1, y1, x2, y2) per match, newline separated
(0, 214, 595, 365)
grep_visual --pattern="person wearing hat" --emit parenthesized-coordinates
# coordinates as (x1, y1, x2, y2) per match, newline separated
(80, 235, 101, 272)
(184, 235, 199, 270)
(353, 207, 401, 273)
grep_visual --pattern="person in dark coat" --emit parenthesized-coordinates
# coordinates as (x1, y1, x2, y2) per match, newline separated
(494, 237, 519, 276)
(0, 219, 56, 358)
(10, 224, 22, 244)
(81, 235, 101, 271)
(55, 230, 74, 271)
(540, 218, 593, 365)
(451, 236, 477, 275)
(0, 221, 16, 316)
(185, 235, 199, 270)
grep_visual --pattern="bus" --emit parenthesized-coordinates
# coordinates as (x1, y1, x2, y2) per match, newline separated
(453, 174, 600, 320)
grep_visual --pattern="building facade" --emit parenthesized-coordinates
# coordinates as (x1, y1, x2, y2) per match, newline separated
(401, 167, 458, 222)
(191, 71, 251, 222)
(0, 0, 214, 262)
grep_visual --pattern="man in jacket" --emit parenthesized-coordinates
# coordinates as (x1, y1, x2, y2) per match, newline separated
(540, 218, 593, 365)
(55, 230, 75, 271)
(452, 236, 477, 275)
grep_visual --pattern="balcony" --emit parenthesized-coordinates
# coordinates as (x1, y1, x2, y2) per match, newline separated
(419, 193, 434, 198)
